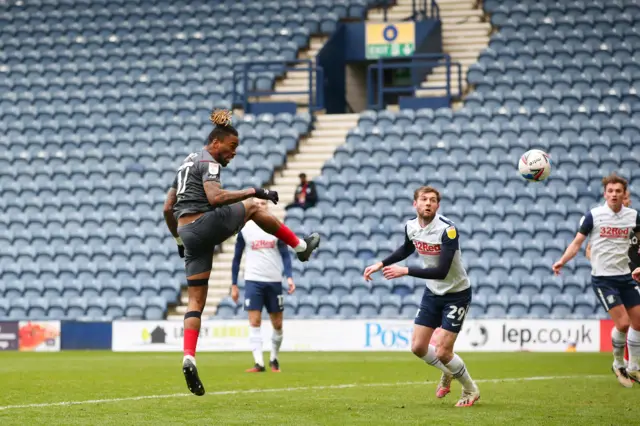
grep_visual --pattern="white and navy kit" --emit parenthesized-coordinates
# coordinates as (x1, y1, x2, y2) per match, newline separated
(382, 214, 471, 333)
(579, 204, 640, 310)
(232, 221, 292, 313)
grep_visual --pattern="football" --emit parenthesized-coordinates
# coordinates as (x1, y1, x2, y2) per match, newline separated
(518, 149, 552, 182)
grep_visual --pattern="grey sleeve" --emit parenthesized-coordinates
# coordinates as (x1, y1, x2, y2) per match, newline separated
(198, 161, 221, 184)
(170, 175, 178, 190)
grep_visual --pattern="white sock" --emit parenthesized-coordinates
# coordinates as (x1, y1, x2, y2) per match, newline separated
(270, 329, 283, 362)
(293, 238, 307, 253)
(627, 327, 640, 371)
(420, 345, 452, 375)
(249, 326, 264, 366)
(611, 327, 627, 369)
(445, 354, 477, 392)
(182, 354, 196, 366)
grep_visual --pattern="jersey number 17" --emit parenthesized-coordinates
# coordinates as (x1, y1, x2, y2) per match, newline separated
(176, 166, 191, 195)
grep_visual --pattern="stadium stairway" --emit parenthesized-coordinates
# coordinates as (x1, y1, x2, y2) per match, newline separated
(169, 113, 359, 319)
(266, 36, 329, 107)
(367, 0, 490, 99)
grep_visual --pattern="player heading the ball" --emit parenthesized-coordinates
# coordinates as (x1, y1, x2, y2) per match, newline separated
(363, 186, 480, 407)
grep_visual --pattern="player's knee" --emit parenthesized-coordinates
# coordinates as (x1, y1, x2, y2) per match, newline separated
(271, 317, 283, 330)
(411, 342, 427, 358)
(242, 198, 265, 217)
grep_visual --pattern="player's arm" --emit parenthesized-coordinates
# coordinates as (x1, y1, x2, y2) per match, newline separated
(204, 181, 256, 207)
(364, 225, 414, 281)
(231, 232, 246, 286)
(382, 225, 415, 266)
(385, 227, 457, 280)
(163, 179, 185, 258)
(163, 184, 179, 238)
(553, 212, 592, 274)
(277, 240, 293, 279)
(585, 242, 591, 261)
(635, 211, 640, 240)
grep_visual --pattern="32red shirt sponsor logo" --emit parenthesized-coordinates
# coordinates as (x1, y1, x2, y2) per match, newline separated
(414, 241, 441, 255)
(251, 240, 276, 250)
(599, 227, 629, 239)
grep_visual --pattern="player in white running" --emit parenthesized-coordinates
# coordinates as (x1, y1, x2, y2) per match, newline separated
(363, 186, 480, 407)
(585, 187, 635, 384)
(553, 174, 640, 386)
(231, 198, 295, 373)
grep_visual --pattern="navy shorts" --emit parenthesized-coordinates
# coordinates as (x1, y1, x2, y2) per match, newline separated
(177, 203, 246, 277)
(244, 280, 284, 313)
(592, 274, 640, 311)
(414, 287, 472, 333)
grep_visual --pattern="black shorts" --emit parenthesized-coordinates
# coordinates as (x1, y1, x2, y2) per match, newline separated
(592, 274, 640, 311)
(414, 287, 472, 333)
(177, 203, 246, 277)
(244, 281, 284, 313)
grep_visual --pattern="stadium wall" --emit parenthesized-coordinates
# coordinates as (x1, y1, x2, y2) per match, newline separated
(0, 320, 613, 353)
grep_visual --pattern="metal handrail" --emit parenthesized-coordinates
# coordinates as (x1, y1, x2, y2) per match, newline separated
(232, 59, 324, 111)
(366, 53, 462, 110)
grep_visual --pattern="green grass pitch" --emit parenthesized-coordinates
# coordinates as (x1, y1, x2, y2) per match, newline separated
(0, 352, 636, 425)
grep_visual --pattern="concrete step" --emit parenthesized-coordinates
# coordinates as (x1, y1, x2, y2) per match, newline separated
(281, 160, 327, 170)
(443, 43, 490, 53)
(316, 113, 360, 122)
(441, 22, 491, 32)
(298, 144, 341, 154)
(311, 128, 351, 137)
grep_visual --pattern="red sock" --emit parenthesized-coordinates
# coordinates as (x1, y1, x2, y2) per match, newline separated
(274, 224, 300, 248)
(624, 343, 629, 362)
(184, 328, 199, 357)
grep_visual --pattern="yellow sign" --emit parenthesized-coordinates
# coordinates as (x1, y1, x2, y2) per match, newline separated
(365, 22, 415, 59)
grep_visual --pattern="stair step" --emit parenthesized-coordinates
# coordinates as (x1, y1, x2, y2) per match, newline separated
(443, 37, 489, 47)
(442, 22, 491, 32)
(298, 144, 340, 154)
(443, 43, 490, 53)
(282, 160, 327, 169)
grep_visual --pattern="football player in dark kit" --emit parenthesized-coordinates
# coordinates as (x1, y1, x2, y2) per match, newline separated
(163, 109, 320, 396)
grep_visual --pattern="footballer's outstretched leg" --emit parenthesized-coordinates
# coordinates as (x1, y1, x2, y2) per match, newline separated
(241, 198, 320, 262)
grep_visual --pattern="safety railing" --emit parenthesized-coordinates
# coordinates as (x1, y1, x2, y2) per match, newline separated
(232, 59, 324, 112)
(376, 0, 439, 21)
(366, 53, 462, 110)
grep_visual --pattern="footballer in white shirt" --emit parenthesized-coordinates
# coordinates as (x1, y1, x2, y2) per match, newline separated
(553, 174, 640, 385)
(364, 186, 480, 407)
(231, 198, 296, 373)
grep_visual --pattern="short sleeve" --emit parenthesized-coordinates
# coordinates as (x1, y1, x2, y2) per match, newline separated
(200, 161, 221, 183)
(578, 212, 594, 235)
(170, 175, 177, 190)
(441, 225, 459, 250)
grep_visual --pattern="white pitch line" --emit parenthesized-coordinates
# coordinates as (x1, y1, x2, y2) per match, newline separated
(0, 374, 610, 412)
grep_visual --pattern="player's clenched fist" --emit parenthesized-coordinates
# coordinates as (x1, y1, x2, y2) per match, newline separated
(632, 267, 640, 282)
(363, 262, 383, 281)
(254, 188, 279, 204)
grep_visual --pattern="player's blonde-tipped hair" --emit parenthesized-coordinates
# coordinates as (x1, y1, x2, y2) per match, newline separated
(414, 186, 441, 202)
(210, 109, 233, 127)
(602, 173, 628, 191)
(207, 108, 238, 144)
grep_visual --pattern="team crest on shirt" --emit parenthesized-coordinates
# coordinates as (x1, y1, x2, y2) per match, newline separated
(446, 226, 457, 239)
(208, 163, 220, 176)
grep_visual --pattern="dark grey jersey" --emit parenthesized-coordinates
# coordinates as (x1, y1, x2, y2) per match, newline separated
(171, 149, 222, 220)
